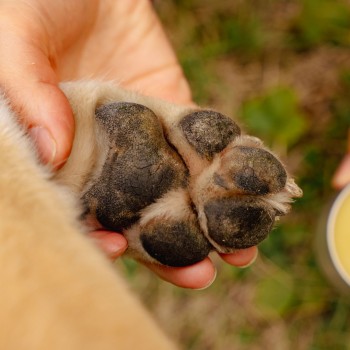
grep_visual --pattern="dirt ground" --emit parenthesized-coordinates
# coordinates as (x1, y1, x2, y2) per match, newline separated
(118, 1, 350, 349)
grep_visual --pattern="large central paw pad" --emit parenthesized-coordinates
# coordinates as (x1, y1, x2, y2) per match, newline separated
(81, 101, 302, 267)
(82, 103, 188, 231)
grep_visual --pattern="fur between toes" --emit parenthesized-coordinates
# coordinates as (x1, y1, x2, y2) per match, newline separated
(56, 81, 302, 267)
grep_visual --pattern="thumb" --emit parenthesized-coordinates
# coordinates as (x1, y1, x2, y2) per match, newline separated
(0, 25, 74, 168)
(10, 81, 75, 168)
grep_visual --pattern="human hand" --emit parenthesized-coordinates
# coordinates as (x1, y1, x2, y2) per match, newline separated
(332, 130, 350, 189)
(0, 0, 258, 288)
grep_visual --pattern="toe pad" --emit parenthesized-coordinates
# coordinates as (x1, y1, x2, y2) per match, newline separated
(204, 198, 275, 250)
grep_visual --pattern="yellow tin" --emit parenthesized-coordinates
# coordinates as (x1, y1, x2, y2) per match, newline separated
(317, 184, 350, 294)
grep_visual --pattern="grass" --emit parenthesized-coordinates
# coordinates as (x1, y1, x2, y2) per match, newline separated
(118, 1, 350, 349)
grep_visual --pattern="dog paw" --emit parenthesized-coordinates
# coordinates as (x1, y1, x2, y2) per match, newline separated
(60, 82, 302, 267)
(82, 102, 188, 232)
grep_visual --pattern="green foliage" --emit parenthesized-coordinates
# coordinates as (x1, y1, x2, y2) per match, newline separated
(217, 16, 265, 58)
(335, 69, 350, 127)
(240, 87, 308, 148)
(260, 223, 310, 268)
(291, 0, 350, 49)
(180, 54, 214, 103)
(120, 257, 139, 279)
(136, 1, 350, 349)
(254, 270, 294, 319)
(340, 69, 350, 86)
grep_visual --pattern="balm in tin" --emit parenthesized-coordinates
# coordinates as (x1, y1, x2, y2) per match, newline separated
(317, 184, 350, 294)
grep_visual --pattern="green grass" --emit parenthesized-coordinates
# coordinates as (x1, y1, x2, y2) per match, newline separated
(119, 1, 350, 349)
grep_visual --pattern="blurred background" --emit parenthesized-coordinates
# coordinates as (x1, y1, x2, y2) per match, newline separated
(117, 1, 350, 349)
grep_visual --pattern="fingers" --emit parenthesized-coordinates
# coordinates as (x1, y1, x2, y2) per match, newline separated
(87, 231, 216, 289)
(88, 231, 128, 260)
(88, 230, 216, 289)
(89, 229, 258, 288)
(145, 247, 258, 289)
(219, 246, 259, 267)
(16, 82, 74, 167)
(88, 230, 217, 289)
(0, 64, 74, 168)
(144, 258, 217, 289)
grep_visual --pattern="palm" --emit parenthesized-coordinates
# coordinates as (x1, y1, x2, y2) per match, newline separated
(55, 2, 192, 104)
(0, 0, 257, 289)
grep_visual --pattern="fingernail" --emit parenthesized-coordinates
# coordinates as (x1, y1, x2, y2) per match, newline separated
(108, 240, 128, 259)
(29, 126, 57, 164)
(239, 249, 259, 269)
(193, 269, 217, 291)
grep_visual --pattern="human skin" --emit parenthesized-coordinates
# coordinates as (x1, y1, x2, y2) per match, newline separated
(332, 131, 350, 190)
(0, 0, 257, 288)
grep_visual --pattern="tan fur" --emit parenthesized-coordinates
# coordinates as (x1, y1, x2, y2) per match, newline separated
(126, 189, 195, 263)
(0, 80, 301, 348)
(56, 81, 301, 261)
(56, 81, 201, 191)
(0, 90, 176, 349)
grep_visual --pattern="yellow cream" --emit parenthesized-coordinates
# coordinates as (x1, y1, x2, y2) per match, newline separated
(330, 188, 350, 283)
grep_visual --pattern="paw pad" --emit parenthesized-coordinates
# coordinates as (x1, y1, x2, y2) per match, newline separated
(82, 102, 188, 231)
(140, 220, 211, 267)
(179, 110, 241, 159)
(226, 146, 287, 195)
(204, 198, 275, 250)
(78, 98, 301, 267)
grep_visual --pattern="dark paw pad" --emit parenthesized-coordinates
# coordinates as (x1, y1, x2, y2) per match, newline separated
(224, 146, 287, 195)
(179, 110, 241, 159)
(140, 220, 211, 267)
(204, 198, 275, 250)
(82, 102, 188, 231)
(69, 88, 301, 267)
